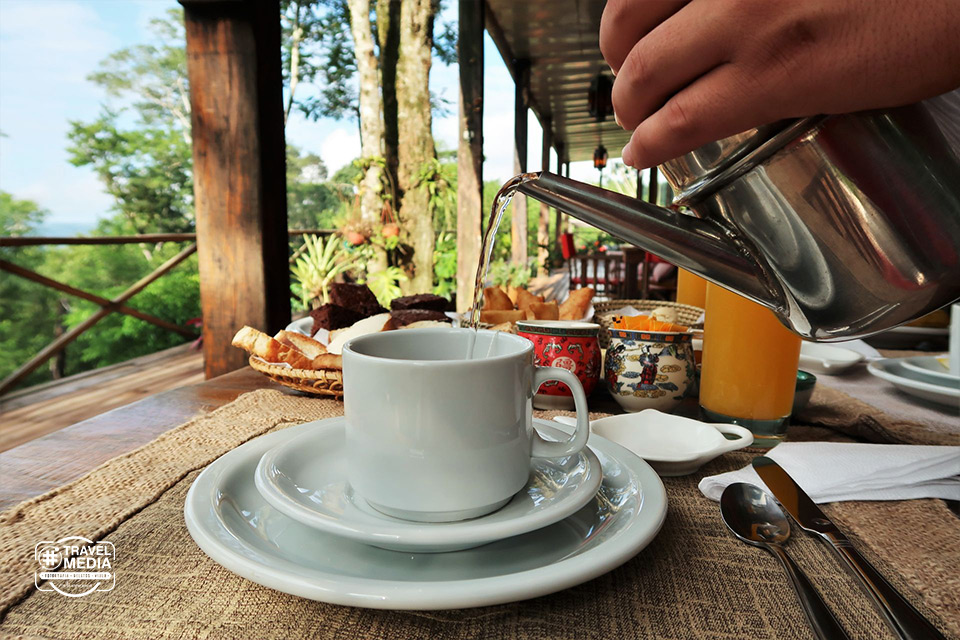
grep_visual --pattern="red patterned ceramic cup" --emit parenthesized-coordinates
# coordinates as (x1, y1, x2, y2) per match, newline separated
(518, 320, 601, 410)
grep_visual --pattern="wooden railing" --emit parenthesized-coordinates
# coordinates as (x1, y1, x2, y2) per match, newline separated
(0, 229, 335, 395)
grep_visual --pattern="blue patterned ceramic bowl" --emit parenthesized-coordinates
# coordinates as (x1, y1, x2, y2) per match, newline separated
(604, 329, 696, 413)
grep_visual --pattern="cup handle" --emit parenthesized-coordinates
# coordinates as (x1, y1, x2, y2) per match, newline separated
(711, 423, 754, 453)
(530, 367, 590, 458)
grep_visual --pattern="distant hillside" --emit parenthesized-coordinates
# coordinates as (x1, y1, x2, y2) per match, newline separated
(32, 222, 96, 237)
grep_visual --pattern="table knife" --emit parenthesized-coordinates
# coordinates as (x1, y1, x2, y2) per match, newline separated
(752, 456, 946, 640)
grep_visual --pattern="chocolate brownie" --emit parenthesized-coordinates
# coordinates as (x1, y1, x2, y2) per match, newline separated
(389, 309, 451, 327)
(309, 303, 363, 334)
(390, 293, 449, 312)
(329, 283, 385, 316)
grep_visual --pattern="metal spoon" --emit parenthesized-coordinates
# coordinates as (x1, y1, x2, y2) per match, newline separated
(720, 483, 851, 640)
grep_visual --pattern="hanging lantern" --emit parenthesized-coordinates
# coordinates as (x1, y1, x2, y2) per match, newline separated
(588, 74, 614, 122)
(593, 145, 608, 170)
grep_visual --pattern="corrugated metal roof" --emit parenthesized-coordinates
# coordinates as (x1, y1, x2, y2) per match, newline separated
(485, 0, 631, 163)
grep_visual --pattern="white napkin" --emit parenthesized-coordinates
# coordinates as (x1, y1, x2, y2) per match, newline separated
(698, 442, 960, 503)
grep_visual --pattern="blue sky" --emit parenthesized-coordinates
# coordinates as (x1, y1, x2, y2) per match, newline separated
(0, 0, 601, 227)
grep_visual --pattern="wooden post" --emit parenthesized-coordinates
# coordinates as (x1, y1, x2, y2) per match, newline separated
(181, 0, 290, 378)
(536, 119, 552, 276)
(511, 60, 530, 268)
(455, 0, 484, 314)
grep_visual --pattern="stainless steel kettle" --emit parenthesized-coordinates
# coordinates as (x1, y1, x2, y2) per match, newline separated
(517, 95, 960, 340)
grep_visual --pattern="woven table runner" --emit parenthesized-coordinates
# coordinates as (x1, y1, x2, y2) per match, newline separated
(1, 387, 957, 640)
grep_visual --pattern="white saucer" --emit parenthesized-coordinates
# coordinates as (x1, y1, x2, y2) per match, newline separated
(799, 342, 864, 375)
(555, 411, 753, 476)
(254, 418, 603, 552)
(867, 359, 960, 408)
(899, 355, 959, 385)
(184, 419, 667, 610)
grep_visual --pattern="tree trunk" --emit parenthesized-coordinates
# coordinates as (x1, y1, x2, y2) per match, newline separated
(347, 0, 384, 229)
(396, 0, 436, 293)
(377, 0, 400, 207)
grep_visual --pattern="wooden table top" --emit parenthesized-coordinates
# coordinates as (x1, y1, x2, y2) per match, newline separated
(0, 367, 294, 510)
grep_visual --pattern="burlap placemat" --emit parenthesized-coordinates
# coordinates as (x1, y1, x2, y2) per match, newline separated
(1, 388, 957, 639)
(795, 383, 960, 446)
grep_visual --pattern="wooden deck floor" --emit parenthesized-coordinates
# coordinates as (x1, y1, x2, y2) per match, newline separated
(0, 343, 205, 452)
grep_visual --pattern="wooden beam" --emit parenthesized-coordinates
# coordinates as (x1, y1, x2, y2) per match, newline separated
(1, 234, 196, 247)
(511, 60, 530, 268)
(0, 244, 198, 395)
(1, 230, 333, 248)
(182, 0, 290, 379)
(0, 260, 197, 338)
(456, 0, 484, 314)
(537, 119, 552, 276)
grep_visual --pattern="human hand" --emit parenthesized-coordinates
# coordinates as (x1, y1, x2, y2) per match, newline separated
(600, 0, 960, 169)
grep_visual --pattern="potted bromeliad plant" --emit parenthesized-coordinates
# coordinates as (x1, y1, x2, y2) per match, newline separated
(290, 234, 359, 310)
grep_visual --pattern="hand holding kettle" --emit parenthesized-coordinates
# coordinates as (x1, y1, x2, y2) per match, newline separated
(600, 0, 960, 169)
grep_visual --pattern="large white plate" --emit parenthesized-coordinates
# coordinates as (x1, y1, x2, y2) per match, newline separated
(799, 342, 864, 375)
(185, 418, 667, 610)
(867, 359, 960, 409)
(899, 355, 959, 385)
(254, 418, 603, 552)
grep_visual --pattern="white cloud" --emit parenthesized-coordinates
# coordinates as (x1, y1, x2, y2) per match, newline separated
(320, 127, 361, 175)
(19, 168, 113, 224)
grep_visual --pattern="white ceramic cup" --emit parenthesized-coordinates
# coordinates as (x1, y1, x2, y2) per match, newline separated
(342, 327, 591, 522)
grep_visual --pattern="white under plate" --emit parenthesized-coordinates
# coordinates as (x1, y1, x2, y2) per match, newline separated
(184, 419, 667, 610)
(899, 355, 959, 385)
(799, 342, 864, 375)
(286, 316, 314, 335)
(254, 418, 603, 552)
(867, 359, 960, 409)
(864, 325, 949, 349)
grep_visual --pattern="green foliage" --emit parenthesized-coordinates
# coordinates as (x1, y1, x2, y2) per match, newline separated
(63, 261, 200, 372)
(0, 193, 59, 388)
(86, 9, 190, 131)
(290, 234, 359, 309)
(67, 112, 194, 233)
(432, 231, 457, 299)
(416, 158, 457, 232)
(284, 0, 358, 121)
(488, 259, 531, 288)
(432, 17, 458, 65)
(364, 266, 407, 307)
(67, 9, 194, 234)
(286, 144, 341, 229)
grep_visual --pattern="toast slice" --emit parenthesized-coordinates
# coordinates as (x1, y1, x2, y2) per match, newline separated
(275, 330, 328, 358)
(232, 326, 314, 369)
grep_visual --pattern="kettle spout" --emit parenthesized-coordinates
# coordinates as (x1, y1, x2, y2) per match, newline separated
(517, 172, 779, 307)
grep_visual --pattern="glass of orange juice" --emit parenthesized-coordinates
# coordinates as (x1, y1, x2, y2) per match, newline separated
(699, 283, 802, 447)
(676, 269, 708, 309)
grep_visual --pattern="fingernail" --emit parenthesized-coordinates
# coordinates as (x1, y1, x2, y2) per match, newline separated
(621, 144, 634, 167)
(615, 110, 623, 129)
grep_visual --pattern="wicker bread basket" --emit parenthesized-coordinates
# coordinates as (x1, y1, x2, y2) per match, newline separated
(249, 356, 344, 399)
(593, 299, 705, 348)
